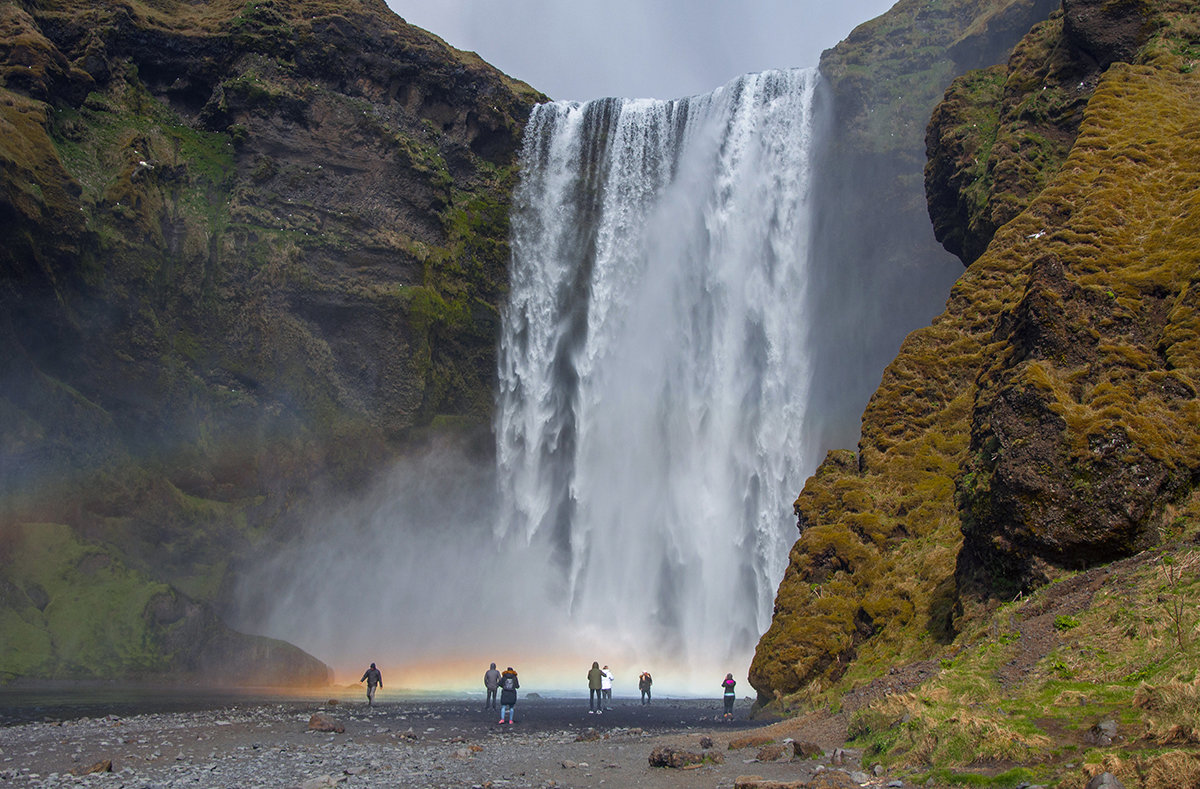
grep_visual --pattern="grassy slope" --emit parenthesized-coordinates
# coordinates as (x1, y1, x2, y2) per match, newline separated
(752, 3, 1200, 786)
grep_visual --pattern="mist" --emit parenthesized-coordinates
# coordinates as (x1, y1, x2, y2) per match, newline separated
(233, 2, 965, 700)
(235, 436, 578, 693)
(237, 68, 825, 699)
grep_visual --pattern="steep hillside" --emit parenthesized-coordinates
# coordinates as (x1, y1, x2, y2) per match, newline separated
(753, 0, 1200, 782)
(0, 0, 542, 682)
(805, 0, 1059, 461)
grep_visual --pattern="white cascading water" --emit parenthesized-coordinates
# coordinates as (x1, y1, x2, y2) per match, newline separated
(496, 68, 823, 686)
(240, 69, 828, 695)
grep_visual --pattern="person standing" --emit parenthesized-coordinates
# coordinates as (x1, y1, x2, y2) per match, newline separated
(587, 661, 604, 714)
(600, 665, 613, 709)
(638, 671, 653, 705)
(483, 662, 501, 710)
(498, 666, 520, 724)
(360, 663, 383, 707)
(722, 673, 736, 719)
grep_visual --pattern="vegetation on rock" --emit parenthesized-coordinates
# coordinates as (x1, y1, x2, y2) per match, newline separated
(0, 0, 542, 682)
(805, 0, 1060, 457)
(753, 0, 1200, 784)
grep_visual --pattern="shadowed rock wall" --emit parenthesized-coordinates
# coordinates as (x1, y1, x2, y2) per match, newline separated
(0, 0, 542, 683)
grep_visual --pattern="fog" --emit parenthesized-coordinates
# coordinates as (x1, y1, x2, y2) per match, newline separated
(386, 0, 898, 101)
(234, 0, 965, 699)
(239, 68, 828, 698)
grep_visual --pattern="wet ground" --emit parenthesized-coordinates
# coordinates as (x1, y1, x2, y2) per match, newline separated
(0, 692, 892, 789)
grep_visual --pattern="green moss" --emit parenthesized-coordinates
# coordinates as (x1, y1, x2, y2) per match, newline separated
(1, 523, 171, 679)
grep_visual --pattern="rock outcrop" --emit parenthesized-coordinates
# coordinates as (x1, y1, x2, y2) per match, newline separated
(751, 0, 1200, 704)
(804, 0, 1060, 465)
(0, 0, 542, 682)
(924, 0, 1160, 265)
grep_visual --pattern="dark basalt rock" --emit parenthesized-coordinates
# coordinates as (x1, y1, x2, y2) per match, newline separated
(1062, 0, 1154, 69)
(0, 0, 542, 682)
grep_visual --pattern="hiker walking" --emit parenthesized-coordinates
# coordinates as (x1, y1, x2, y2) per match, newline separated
(360, 663, 383, 707)
(498, 666, 520, 724)
(483, 662, 502, 710)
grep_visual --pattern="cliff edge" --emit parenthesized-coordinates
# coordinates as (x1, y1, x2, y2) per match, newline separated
(0, 0, 542, 683)
(753, 0, 1198, 716)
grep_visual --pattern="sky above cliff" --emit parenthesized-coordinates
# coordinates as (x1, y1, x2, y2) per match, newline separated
(385, 0, 897, 101)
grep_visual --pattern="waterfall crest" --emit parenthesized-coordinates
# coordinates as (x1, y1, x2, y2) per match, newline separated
(497, 69, 822, 678)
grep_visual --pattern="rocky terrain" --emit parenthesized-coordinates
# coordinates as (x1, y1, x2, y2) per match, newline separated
(0, 697, 901, 789)
(0, 0, 541, 683)
(5, 0, 1200, 783)
(803, 0, 1062, 449)
(751, 0, 1200, 785)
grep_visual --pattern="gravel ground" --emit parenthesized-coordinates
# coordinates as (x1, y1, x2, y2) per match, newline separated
(0, 696, 907, 788)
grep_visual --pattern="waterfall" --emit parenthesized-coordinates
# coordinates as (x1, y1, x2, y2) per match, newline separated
(238, 69, 828, 694)
(496, 69, 822, 681)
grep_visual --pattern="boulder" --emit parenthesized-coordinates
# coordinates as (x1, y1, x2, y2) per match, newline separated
(1086, 772, 1126, 789)
(1084, 719, 1119, 746)
(72, 760, 112, 776)
(648, 746, 705, 769)
(307, 713, 345, 733)
(756, 743, 788, 761)
(793, 741, 824, 759)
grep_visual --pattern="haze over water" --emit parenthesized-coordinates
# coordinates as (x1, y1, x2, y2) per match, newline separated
(498, 69, 822, 683)
(241, 69, 825, 696)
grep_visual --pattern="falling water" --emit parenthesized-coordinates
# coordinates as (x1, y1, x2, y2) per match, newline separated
(239, 69, 828, 694)
(496, 68, 823, 684)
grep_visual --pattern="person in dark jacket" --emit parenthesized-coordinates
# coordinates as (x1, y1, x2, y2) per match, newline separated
(484, 662, 502, 710)
(638, 671, 653, 705)
(722, 673, 736, 719)
(360, 663, 383, 707)
(498, 667, 519, 724)
(587, 661, 604, 714)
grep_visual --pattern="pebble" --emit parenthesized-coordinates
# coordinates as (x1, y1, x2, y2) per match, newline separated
(0, 699, 815, 789)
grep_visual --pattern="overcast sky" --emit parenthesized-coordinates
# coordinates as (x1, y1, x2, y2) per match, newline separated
(384, 0, 898, 102)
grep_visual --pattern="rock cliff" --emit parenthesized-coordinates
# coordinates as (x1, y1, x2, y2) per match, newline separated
(751, 0, 1200, 708)
(0, 0, 542, 682)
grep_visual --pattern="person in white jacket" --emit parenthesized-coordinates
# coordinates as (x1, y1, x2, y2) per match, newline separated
(600, 665, 613, 709)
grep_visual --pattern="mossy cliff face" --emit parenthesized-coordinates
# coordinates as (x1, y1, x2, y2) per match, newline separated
(751, 0, 1200, 706)
(925, 0, 1161, 264)
(806, 0, 1059, 455)
(0, 0, 542, 682)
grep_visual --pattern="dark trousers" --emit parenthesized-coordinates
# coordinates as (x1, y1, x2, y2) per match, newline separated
(724, 694, 734, 714)
(641, 689, 651, 704)
(590, 688, 602, 709)
(486, 688, 497, 708)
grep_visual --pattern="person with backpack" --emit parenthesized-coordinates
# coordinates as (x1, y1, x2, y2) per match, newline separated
(722, 673, 736, 719)
(359, 662, 383, 707)
(498, 666, 520, 724)
(483, 662, 502, 710)
(638, 671, 653, 705)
